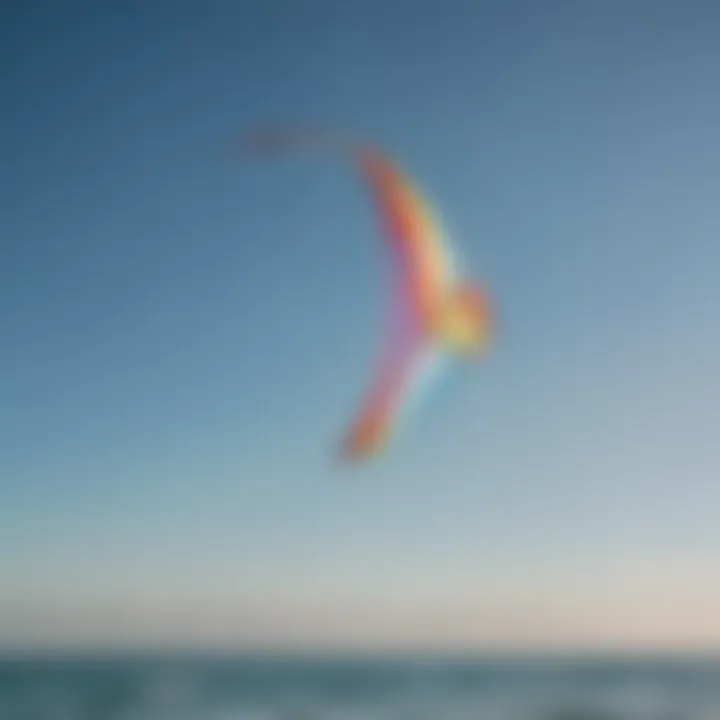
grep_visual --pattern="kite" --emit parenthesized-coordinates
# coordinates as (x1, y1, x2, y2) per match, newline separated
(239, 128, 494, 461)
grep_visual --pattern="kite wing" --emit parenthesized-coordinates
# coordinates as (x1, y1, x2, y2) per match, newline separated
(355, 148, 457, 333)
(239, 129, 458, 331)
(341, 338, 443, 461)
(340, 276, 449, 461)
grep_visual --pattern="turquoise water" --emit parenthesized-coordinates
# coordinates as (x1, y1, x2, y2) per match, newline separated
(1, 655, 719, 718)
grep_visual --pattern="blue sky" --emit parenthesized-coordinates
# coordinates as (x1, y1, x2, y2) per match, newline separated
(2, 0, 720, 650)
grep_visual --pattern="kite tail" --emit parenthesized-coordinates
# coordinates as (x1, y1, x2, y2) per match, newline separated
(235, 125, 382, 166)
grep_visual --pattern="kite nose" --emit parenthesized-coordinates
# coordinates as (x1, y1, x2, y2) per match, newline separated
(441, 281, 493, 356)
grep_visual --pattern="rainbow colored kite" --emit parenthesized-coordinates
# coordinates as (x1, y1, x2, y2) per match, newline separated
(240, 129, 494, 461)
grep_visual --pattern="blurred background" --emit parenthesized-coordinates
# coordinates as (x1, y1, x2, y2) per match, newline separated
(2, 0, 720, 716)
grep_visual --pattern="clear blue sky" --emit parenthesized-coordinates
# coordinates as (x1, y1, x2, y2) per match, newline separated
(3, 0, 720, 650)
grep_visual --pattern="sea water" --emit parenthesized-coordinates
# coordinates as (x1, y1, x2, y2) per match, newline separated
(0, 654, 719, 719)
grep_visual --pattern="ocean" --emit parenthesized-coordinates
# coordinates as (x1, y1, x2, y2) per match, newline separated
(0, 654, 719, 719)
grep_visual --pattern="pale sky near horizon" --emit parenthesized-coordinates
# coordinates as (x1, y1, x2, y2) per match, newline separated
(3, 0, 720, 651)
